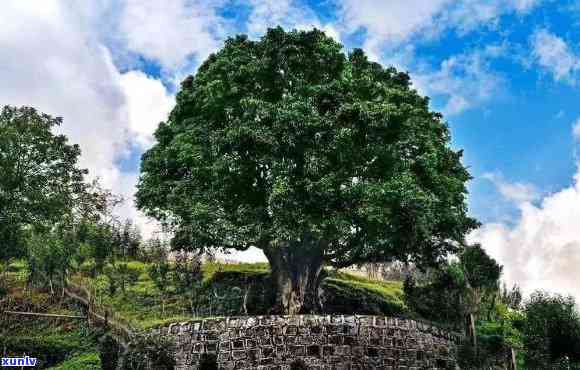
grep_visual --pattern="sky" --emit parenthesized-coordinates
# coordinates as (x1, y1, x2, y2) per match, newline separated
(2, 0, 580, 300)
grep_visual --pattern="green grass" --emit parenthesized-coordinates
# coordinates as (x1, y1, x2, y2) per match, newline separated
(201, 261, 269, 284)
(1, 273, 100, 370)
(325, 270, 405, 302)
(47, 352, 101, 370)
(72, 261, 407, 329)
(322, 270, 406, 316)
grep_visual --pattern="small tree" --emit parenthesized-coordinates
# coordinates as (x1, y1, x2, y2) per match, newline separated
(120, 219, 142, 259)
(0, 106, 87, 262)
(148, 260, 171, 315)
(27, 226, 75, 295)
(523, 291, 580, 367)
(172, 251, 203, 316)
(460, 244, 502, 350)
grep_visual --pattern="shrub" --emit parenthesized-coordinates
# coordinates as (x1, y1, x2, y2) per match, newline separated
(79, 259, 96, 276)
(48, 352, 101, 370)
(523, 291, 580, 367)
(0, 336, 82, 368)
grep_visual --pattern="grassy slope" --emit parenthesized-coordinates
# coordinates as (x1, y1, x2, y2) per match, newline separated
(0, 261, 101, 370)
(72, 260, 406, 330)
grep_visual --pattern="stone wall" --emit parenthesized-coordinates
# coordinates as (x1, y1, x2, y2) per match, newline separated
(148, 315, 462, 370)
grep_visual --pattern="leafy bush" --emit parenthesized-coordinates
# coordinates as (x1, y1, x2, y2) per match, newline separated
(124, 261, 148, 281)
(7, 259, 28, 273)
(523, 291, 580, 367)
(0, 335, 85, 368)
(48, 352, 101, 370)
(79, 259, 96, 276)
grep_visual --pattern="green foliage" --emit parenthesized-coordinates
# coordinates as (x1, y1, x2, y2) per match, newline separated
(0, 333, 94, 368)
(0, 105, 87, 261)
(27, 228, 75, 292)
(148, 261, 171, 293)
(403, 263, 468, 327)
(523, 291, 580, 367)
(74, 261, 407, 328)
(119, 219, 142, 259)
(48, 352, 101, 370)
(322, 277, 406, 316)
(202, 261, 269, 285)
(460, 244, 502, 291)
(79, 259, 96, 275)
(136, 27, 478, 270)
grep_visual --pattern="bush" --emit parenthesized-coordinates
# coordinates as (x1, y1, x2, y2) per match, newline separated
(0, 336, 84, 368)
(79, 259, 96, 276)
(48, 352, 101, 370)
(125, 261, 147, 281)
(523, 291, 580, 367)
(7, 259, 28, 273)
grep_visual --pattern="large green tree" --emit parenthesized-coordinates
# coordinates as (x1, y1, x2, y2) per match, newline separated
(137, 28, 478, 314)
(0, 106, 87, 260)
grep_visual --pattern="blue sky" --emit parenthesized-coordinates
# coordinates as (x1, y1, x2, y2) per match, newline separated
(3, 0, 580, 298)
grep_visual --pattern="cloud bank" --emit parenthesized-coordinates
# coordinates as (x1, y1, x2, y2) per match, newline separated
(470, 121, 580, 300)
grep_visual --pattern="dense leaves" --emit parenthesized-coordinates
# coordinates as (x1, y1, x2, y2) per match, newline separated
(523, 291, 580, 367)
(0, 106, 87, 260)
(137, 28, 478, 269)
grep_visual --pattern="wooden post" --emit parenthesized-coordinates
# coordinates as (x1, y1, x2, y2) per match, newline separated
(509, 348, 517, 370)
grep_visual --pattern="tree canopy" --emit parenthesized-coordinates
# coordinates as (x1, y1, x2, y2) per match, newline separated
(0, 105, 87, 260)
(137, 27, 479, 313)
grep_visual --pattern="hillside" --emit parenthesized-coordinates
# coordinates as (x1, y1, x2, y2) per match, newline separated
(0, 261, 102, 369)
(68, 260, 406, 330)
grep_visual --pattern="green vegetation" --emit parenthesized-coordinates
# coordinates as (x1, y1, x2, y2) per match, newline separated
(47, 353, 101, 370)
(0, 264, 100, 369)
(70, 261, 405, 330)
(137, 27, 478, 314)
(3, 27, 580, 370)
(323, 271, 406, 315)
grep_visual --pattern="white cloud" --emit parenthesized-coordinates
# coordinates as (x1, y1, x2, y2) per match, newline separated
(530, 29, 580, 84)
(482, 173, 540, 204)
(118, 0, 226, 71)
(510, 0, 542, 12)
(0, 1, 128, 181)
(412, 45, 506, 115)
(338, 0, 450, 48)
(336, 0, 543, 54)
(120, 71, 174, 148)
(246, 0, 342, 43)
(470, 179, 580, 301)
(0, 1, 180, 237)
(470, 128, 580, 301)
(574, 118, 580, 140)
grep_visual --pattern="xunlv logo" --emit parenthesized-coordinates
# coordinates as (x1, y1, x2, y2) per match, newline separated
(1, 356, 37, 367)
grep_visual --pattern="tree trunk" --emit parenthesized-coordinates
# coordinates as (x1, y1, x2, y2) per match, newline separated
(467, 312, 477, 351)
(263, 240, 324, 315)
